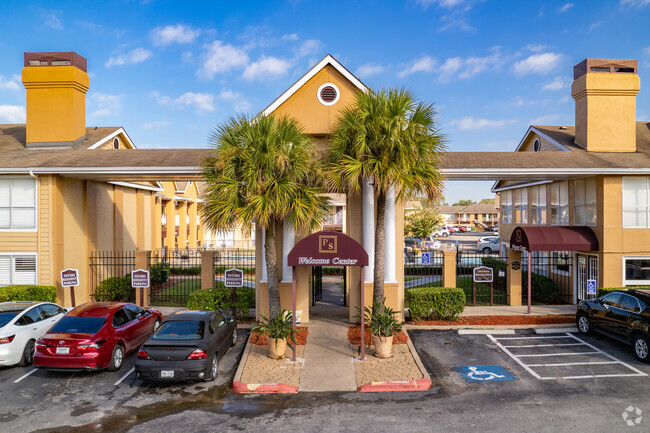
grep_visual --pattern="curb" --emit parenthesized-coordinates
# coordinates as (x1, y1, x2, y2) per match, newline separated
(232, 336, 298, 394)
(405, 323, 575, 331)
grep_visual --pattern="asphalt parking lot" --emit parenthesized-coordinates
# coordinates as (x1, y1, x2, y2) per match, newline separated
(0, 329, 248, 433)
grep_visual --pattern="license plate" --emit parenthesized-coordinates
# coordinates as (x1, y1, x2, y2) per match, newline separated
(56, 347, 69, 355)
(160, 370, 174, 378)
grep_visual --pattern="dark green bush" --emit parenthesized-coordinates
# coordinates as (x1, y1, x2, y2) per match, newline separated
(93, 276, 134, 302)
(150, 263, 170, 284)
(0, 285, 57, 302)
(522, 273, 558, 302)
(404, 266, 442, 276)
(406, 287, 465, 321)
(186, 287, 255, 319)
(169, 266, 201, 275)
(596, 286, 649, 297)
(322, 266, 344, 275)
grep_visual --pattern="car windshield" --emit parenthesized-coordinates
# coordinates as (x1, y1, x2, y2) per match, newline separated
(49, 316, 106, 334)
(152, 320, 204, 340)
(0, 312, 19, 328)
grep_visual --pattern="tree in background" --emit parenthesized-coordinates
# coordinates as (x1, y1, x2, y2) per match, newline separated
(202, 114, 330, 315)
(479, 198, 495, 204)
(452, 199, 476, 206)
(405, 207, 442, 238)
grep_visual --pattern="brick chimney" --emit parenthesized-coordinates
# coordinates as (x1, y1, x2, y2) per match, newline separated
(21, 52, 89, 148)
(571, 58, 640, 152)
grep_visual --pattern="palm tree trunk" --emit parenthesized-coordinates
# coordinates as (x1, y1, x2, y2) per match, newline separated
(265, 220, 282, 316)
(373, 190, 386, 308)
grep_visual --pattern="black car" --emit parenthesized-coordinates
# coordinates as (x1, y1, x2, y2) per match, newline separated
(135, 310, 237, 382)
(576, 289, 650, 362)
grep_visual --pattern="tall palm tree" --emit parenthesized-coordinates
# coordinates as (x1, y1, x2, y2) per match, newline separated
(202, 114, 330, 315)
(327, 88, 445, 307)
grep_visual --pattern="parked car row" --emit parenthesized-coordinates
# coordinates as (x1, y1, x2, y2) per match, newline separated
(0, 301, 237, 382)
(476, 236, 500, 253)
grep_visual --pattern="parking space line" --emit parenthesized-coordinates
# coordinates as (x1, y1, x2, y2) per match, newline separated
(495, 336, 575, 340)
(515, 352, 600, 357)
(487, 334, 542, 379)
(14, 368, 37, 383)
(565, 333, 647, 377)
(502, 343, 584, 348)
(114, 367, 135, 386)
(526, 361, 620, 367)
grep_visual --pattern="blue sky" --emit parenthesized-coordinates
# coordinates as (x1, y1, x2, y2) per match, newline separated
(1, 0, 650, 204)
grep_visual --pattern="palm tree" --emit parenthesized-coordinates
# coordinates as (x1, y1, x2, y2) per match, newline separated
(202, 114, 330, 315)
(327, 88, 445, 307)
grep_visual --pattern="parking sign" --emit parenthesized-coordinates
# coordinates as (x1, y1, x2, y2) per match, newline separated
(421, 252, 430, 265)
(587, 279, 597, 295)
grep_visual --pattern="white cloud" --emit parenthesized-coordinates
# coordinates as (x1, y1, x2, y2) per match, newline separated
(398, 55, 436, 77)
(621, 0, 650, 7)
(88, 92, 123, 117)
(0, 105, 25, 123)
(105, 48, 153, 67)
(281, 33, 299, 41)
(44, 11, 63, 30)
(459, 50, 502, 79)
(243, 56, 291, 81)
(543, 77, 566, 91)
(643, 47, 650, 56)
(220, 90, 252, 113)
(0, 75, 20, 91)
(418, 0, 469, 8)
(356, 63, 387, 78)
(142, 120, 168, 130)
(297, 39, 323, 57)
(450, 116, 507, 130)
(530, 114, 562, 124)
(525, 44, 547, 52)
(513, 52, 563, 76)
(153, 91, 215, 113)
(151, 24, 200, 46)
(589, 22, 601, 31)
(437, 57, 462, 82)
(558, 3, 574, 12)
(198, 41, 249, 80)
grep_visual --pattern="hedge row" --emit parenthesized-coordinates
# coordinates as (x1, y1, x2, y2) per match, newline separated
(156, 265, 257, 276)
(481, 257, 559, 302)
(0, 285, 57, 302)
(93, 276, 135, 302)
(405, 287, 465, 321)
(186, 287, 255, 320)
(596, 286, 650, 297)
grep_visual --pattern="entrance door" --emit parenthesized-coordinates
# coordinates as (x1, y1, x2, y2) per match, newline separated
(576, 254, 598, 301)
(312, 266, 322, 305)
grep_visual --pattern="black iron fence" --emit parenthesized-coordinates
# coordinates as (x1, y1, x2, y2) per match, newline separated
(520, 252, 573, 304)
(404, 251, 444, 290)
(89, 251, 136, 302)
(149, 248, 202, 307)
(457, 252, 508, 306)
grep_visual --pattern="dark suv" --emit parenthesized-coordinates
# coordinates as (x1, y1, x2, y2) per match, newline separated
(576, 289, 650, 362)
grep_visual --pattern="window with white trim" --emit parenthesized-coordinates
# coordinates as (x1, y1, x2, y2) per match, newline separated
(501, 190, 512, 224)
(574, 177, 597, 226)
(0, 254, 37, 286)
(624, 257, 650, 285)
(0, 178, 37, 230)
(550, 181, 568, 225)
(530, 185, 547, 225)
(515, 188, 528, 224)
(623, 177, 650, 228)
(552, 251, 571, 275)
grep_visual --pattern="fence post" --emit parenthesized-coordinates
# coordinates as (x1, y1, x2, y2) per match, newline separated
(442, 250, 457, 288)
(135, 250, 151, 306)
(507, 250, 522, 306)
(202, 251, 215, 290)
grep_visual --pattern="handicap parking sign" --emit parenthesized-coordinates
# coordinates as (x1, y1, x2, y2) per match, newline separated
(456, 365, 516, 382)
(421, 252, 430, 265)
(587, 279, 597, 295)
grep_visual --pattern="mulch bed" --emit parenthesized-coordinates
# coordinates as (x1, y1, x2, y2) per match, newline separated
(249, 327, 309, 345)
(347, 325, 409, 345)
(410, 314, 575, 326)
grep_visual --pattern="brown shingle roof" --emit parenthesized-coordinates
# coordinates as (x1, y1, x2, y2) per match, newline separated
(0, 125, 123, 150)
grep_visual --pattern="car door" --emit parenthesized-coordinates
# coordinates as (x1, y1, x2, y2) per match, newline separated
(39, 304, 66, 336)
(612, 294, 641, 338)
(592, 292, 624, 333)
(212, 314, 231, 356)
(112, 307, 138, 352)
(125, 304, 151, 344)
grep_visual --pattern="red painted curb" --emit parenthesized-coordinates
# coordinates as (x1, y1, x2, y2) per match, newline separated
(358, 377, 431, 393)
(233, 380, 299, 394)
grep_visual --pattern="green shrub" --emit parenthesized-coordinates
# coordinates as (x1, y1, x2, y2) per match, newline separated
(93, 276, 134, 302)
(522, 273, 558, 302)
(404, 266, 442, 276)
(596, 286, 649, 297)
(406, 287, 465, 321)
(214, 266, 255, 275)
(187, 286, 255, 319)
(322, 266, 344, 275)
(0, 285, 57, 302)
(150, 263, 170, 284)
(169, 266, 201, 275)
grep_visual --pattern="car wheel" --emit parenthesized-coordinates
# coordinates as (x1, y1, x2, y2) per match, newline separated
(231, 329, 238, 347)
(18, 339, 35, 367)
(633, 334, 650, 362)
(204, 355, 218, 381)
(153, 318, 161, 332)
(482, 247, 492, 254)
(108, 344, 124, 372)
(577, 313, 593, 335)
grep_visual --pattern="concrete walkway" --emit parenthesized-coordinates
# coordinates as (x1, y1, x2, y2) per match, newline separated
(461, 304, 575, 316)
(299, 276, 356, 392)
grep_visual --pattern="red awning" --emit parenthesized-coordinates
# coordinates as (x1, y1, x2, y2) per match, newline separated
(509, 226, 599, 252)
(288, 230, 368, 267)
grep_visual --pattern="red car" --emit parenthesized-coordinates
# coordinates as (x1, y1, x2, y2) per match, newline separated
(34, 302, 162, 372)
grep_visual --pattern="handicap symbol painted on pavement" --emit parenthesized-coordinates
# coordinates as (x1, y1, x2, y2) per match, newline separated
(421, 252, 430, 265)
(456, 365, 516, 382)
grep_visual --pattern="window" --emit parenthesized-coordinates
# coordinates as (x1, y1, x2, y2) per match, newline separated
(574, 177, 597, 225)
(501, 190, 512, 224)
(112, 308, 131, 327)
(553, 251, 571, 275)
(0, 254, 37, 286)
(515, 188, 528, 224)
(620, 294, 641, 313)
(623, 177, 650, 228)
(530, 185, 547, 225)
(0, 178, 37, 230)
(624, 257, 650, 285)
(550, 181, 569, 225)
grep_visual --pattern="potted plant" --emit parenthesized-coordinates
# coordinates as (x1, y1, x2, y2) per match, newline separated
(361, 299, 403, 358)
(251, 309, 298, 359)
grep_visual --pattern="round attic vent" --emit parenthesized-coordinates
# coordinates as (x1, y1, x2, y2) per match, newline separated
(113, 138, 119, 149)
(533, 139, 541, 152)
(317, 83, 340, 106)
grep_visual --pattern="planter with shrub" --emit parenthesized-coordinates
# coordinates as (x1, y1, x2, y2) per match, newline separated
(186, 286, 255, 319)
(359, 299, 403, 358)
(250, 309, 298, 359)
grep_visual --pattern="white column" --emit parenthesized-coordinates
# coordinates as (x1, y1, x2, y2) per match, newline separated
(281, 220, 296, 283)
(384, 185, 397, 283)
(261, 228, 267, 283)
(362, 178, 374, 283)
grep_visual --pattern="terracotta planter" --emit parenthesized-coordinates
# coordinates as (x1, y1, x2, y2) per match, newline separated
(268, 337, 287, 359)
(372, 335, 393, 358)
